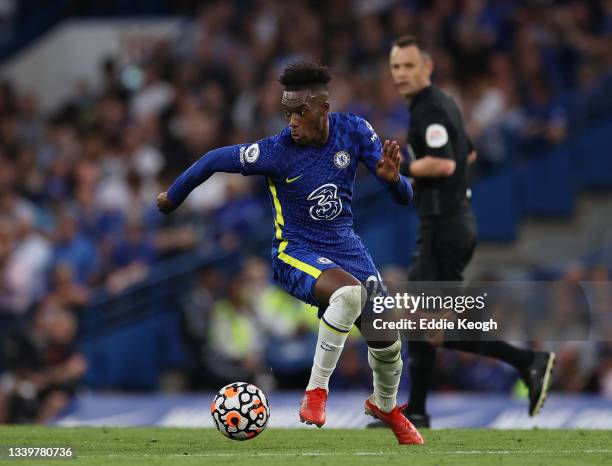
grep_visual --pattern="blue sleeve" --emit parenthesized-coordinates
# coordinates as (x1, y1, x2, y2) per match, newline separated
(387, 175, 413, 205)
(234, 136, 280, 177)
(167, 146, 241, 206)
(167, 136, 280, 207)
(355, 116, 413, 205)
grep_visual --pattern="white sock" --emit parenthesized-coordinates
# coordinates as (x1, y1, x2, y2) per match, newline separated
(305, 319, 349, 391)
(306, 285, 362, 392)
(368, 340, 402, 412)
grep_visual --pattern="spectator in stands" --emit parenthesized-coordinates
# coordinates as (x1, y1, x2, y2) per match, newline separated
(0, 217, 24, 315)
(0, 193, 51, 314)
(205, 276, 265, 388)
(51, 209, 99, 286)
(45, 263, 90, 313)
(241, 256, 318, 389)
(0, 304, 86, 423)
(106, 219, 156, 294)
(180, 266, 222, 390)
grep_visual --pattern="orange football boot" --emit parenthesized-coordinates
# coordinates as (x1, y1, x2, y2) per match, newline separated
(299, 388, 328, 427)
(364, 397, 425, 445)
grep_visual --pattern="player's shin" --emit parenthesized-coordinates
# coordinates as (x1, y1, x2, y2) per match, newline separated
(306, 285, 363, 391)
(368, 339, 403, 413)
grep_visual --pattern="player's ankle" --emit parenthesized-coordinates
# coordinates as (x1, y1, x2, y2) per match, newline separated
(373, 395, 396, 413)
(305, 383, 328, 392)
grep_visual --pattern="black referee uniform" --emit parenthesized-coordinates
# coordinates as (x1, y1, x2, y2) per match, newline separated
(403, 85, 477, 282)
(395, 85, 550, 427)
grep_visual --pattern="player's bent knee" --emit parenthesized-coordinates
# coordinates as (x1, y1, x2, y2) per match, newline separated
(323, 285, 365, 331)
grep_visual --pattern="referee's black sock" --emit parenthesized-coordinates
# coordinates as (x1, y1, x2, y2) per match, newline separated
(406, 340, 437, 415)
(443, 341, 535, 372)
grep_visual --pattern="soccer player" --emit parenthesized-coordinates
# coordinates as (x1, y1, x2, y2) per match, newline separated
(157, 62, 424, 445)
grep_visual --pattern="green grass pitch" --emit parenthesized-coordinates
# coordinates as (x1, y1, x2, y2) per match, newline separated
(0, 426, 610, 465)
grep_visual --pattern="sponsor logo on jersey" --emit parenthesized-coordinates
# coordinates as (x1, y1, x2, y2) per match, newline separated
(285, 174, 302, 184)
(425, 124, 449, 148)
(307, 183, 343, 220)
(244, 143, 260, 163)
(334, 151, 350, 169)
(317, 257, 334, 264)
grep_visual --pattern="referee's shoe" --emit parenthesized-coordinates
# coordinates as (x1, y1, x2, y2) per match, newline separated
(523, 351, 556, 417)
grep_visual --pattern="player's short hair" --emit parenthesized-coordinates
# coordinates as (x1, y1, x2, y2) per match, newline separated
(392, 35, 431, 57)
(279, 62, 332, 91)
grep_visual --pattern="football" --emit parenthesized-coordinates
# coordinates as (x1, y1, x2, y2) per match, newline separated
(211, 382, 270, 440)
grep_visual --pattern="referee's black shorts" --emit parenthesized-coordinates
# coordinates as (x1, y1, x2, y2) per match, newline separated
(409, 205, 477, 282)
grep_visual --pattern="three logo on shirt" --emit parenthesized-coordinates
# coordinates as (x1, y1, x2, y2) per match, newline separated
(307, 183, 343, 221)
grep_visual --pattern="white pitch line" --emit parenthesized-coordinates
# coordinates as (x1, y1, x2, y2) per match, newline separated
(81, 449, 612, 459)
(441, 450, 612, 455)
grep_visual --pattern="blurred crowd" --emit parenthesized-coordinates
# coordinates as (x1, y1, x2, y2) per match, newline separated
(0, 0, 611, 422)
(178, 257, 612, 398)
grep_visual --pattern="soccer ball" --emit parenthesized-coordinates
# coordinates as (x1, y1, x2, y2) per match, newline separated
(211, 382, 270, 440)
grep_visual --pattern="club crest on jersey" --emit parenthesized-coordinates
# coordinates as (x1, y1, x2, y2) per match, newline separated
(334, 151, 350, 169)
(240, 143, 260, 164)
(317, 257, 334, 265)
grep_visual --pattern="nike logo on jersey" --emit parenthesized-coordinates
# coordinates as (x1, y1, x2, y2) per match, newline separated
(286, 175, 302, 184)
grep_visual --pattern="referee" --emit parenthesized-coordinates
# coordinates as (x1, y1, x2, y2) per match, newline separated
(369, 35, 555, 428)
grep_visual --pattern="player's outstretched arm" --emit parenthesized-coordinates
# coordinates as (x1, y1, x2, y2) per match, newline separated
(156, 146, 241, 215)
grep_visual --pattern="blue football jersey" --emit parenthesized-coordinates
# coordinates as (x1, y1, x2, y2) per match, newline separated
(230, 113, 384, 255)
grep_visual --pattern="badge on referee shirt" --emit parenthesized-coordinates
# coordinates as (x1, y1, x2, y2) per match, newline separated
(425, 124, 448, 148)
